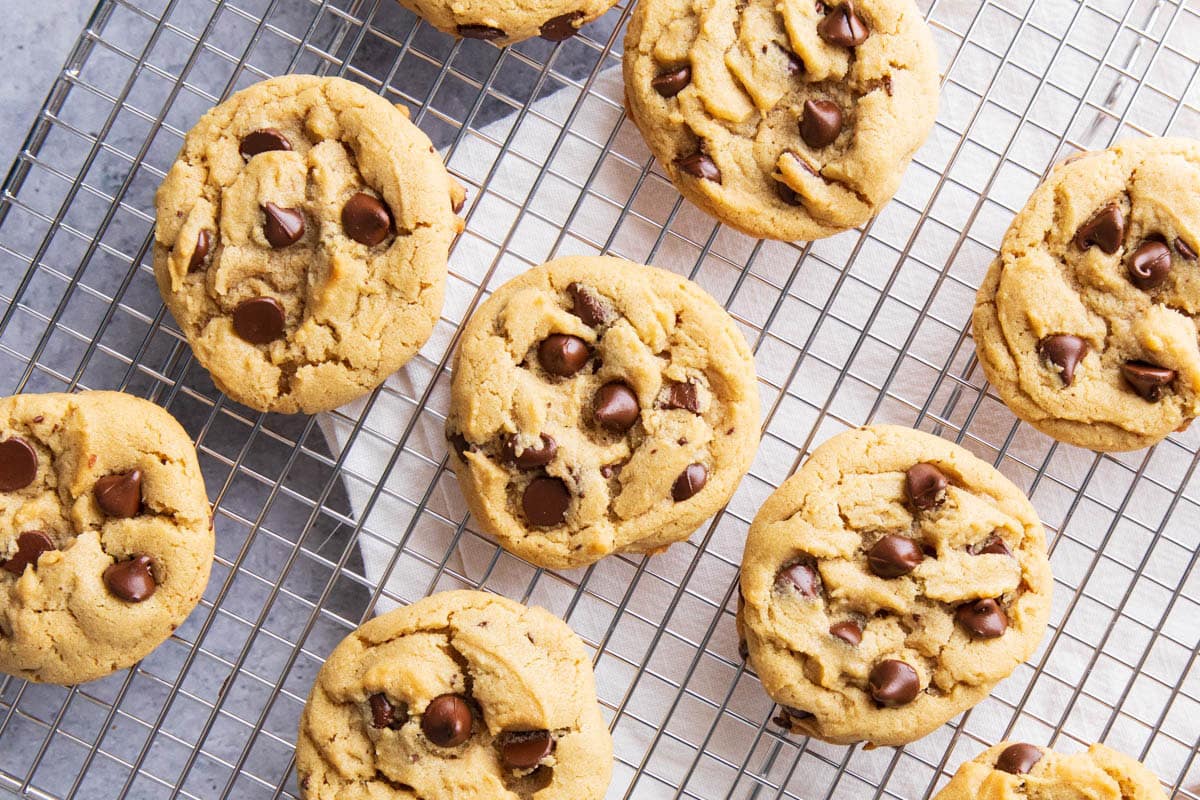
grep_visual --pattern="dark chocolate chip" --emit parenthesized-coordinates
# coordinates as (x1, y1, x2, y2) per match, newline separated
(2, 531, 55, 575)
(522, 477, 570, 527)
(94, 469, 143, 518)
(233, 297, 286, 344)
(665, 382, 700, 413)
(421, 694, 472, 747)
(262, 202, 305, 248)
(567, 282, 610, 326)
(499, 730, 554, 769)
(995, 743, 1043, 775)
(457, 24, 506, 40)
(652, 66, 692, 98)
(830, 620, 862, 645)
(540, 11, 583, 41)
(1121, 360, 1176, 401)
(188, 229, 212, 273)
(537, 334, 591, 377)
(594, 382, 640, 431)
(868, 660, 920, 707)
(969, 534, 1012, 557)
(104, 554, 157, 602)
(867, 535, 924, 578)
(342, 192, 393, 246)
(0, 436, 38, 492)
(800, 99, 843, 148)
(239, 128, 291, 158)
(676, 152, 722, 183)
(780, 45, 805, 76)
(905, 462, 948, 510)
(369, 693, 408, 729)
(1128, 240, 1172, 290)
(448, 432, 472, 460)
(1175, 237, 1197, 260)
(955, 598, 1008, 638)
(772, 705, 814, 728)
(1074, 203, 1125, 254)
(1038, 334, 1088, 386)
(776, 180, 803, 206)
(500, 434, 557, 468)
(777, 562, 819, 598)
(817, 1, 869, 47)
(671, 463, 708, 502)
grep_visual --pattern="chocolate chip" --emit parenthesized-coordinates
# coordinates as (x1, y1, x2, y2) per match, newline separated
(1128, 240, 1172, 290)
(342, 192, 392, 246)
(447, 432, 472, 460)
(969, 534, 1012, 557)
(499, 730, 554, 769)
(776, 562, 819, 598)
(665, 382, 700, 413)
(239, 128, 291, 158)
(540, 11, 583, 41)
(537, 334, 591, 377)
(995, 743, 1043, 775)
(652, 66, 692, 98)
(1122, 360, 1176, 401)
(94, 469, 142, 518)
(1074, 203, 1125, 254)
(830, 621, 862, 645)
(671, 463, 707, 502)
(676, 152, 722, 183)
(817, 1, 869, 47)
(905, 462, 948, 510)
(567, 282, 610, 326)
(522, 477, 570, 527)
(0, 436, 38, 491)
(1038, 334, 1088, 386)
(421, 694, 473, 747)
(1175, 237, 1197, 260)
(867, 535, 924, 578)
(500, 434, 557, 468)
(188, 229, 212, 272)
(104, 554, 157, 602)
(800, 99, 843, 148)
(262, 202, 305, 248)
(458, 24, 506, 40)
(233, 297, 286, 344)
(369, 693, 407, 729)
(594, 382, 640, 431)
(780, 45, 805, 75)
(773, 705, 814, 728)
(868, 660, 920, 707)
(2, 531, 55, 575)
(776, 180, 803, 207)
(956, 598, 1008, 638)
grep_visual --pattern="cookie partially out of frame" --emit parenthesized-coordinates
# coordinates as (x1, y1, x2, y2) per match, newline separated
(738, 425, 1052, 747)
(0, 391, 212, 684)
(397, 0, 619, 45)
(446, 256, 760, 570)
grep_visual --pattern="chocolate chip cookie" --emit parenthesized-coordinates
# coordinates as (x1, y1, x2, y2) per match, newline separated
(154, 75, 464, 414)
(935, 742, 1167, 799)
(296, 590, 612, 800)
(973, 137, 1200, 451)
(623, 0, 939, 241)
(0, 391, 212, 684)
(445, 256, 761, 570)
(737, 425, 1052, 746)
(397, 0, 619, 45)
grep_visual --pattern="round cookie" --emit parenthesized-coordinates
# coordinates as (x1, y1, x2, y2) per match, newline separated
(622, 0, 939, 241)
(0, 391, 212, 684)
(934, 742, 1167, 799)
(737, 425, 1052, 746)
(296, 590, 612, 800)
(396, 0, 619, 45)
(154, 75, 464, 414)
(445, 256, 761, 570)
(973, 137, 1200, 451)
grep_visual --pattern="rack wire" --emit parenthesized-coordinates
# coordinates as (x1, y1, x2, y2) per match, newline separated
(0, 0, 1198, 797)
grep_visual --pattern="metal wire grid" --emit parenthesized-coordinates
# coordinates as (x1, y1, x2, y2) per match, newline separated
(0, 0, 1197, 797)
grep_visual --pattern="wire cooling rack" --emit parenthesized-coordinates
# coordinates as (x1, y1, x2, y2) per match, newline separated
(1, 0, 1199, 798)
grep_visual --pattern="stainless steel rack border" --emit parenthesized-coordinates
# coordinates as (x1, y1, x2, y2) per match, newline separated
(0, 0, 1198, 798)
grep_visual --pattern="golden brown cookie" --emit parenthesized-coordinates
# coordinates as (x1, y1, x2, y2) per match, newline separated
(397, 0, 619, 45)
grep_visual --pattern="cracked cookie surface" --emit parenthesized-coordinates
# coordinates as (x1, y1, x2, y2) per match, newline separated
(154, 75, 464, 415)
(622, 0, 939, 241)
(0, 391, 212, 684)
(973, 137, 1200, 451)
(397, 0, 619, 45)
(737, 425, 1052, 746)
(934, 742, 1167, 800)
(446, 257, 760, 570)
(296, 590, 612, 800)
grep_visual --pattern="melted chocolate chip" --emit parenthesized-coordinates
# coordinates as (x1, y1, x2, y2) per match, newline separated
(188, 229, 212, 272)
(594, 382, 640, 431)
(567, 282, 610, 326)
(772, 705, 814, 728)
(500, 434, 557, 468)
(1128, 240, 1172, 290)
(776, 180, 803, 206)
(867, 535, 924, 578)
(369, 693, 408, 729)
(104, 554, 157, 602)
(522, 477, 570, 527)
(905, 462, 948, 510)
(342, 192, 393, 246)
(868, 660, 920, 707)
(233, 297, 286, 344)
(817, 1, 869, 47)
(537, 334, 591, 377)
(239, 128, 291, 158)
(995, 743, 1043, 775)
(1074, 203, 1125, 254)
(969, 534, 1012, 557)
(1121, 360, 1176, 401)
(262, 202, 305, 248)
(421, 694, 472, 747)
(780, 45, 805, 75)
(1038, 334, 1088, 386)
(1175, 237, 1197, 260)
(457, 24, 506, 40)
(499, 730, 554, 769)
(671, 463, 707, 502)
(830, 620, 862, 645)
(94, 469, 143, 518)
(652, 66, 692, 98)
(676, 152, 722, 183)
(800, 99, 843, 148)
(776, 562, 819, 598)
(2, 531, 55, 575)
(955, 598, 1008, 638)
(447, 432, 473, 460)
(539, 11, 583, 41)
(0, 436, 38, 492)
(665, 382, 700, 413)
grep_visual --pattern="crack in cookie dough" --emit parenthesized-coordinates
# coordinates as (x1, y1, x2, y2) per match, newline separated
(623, 0, 939, 241)
(296, 591, 612, 800)
(446, 257, 760, 570)
(396, 0, 620, 45)
(0, 391, 212, 684)
(154, 75, 464, 414)
(973, 138, 1200, 451)
(934, 742, 1168, 799)
(737, 426, 1052, 746)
